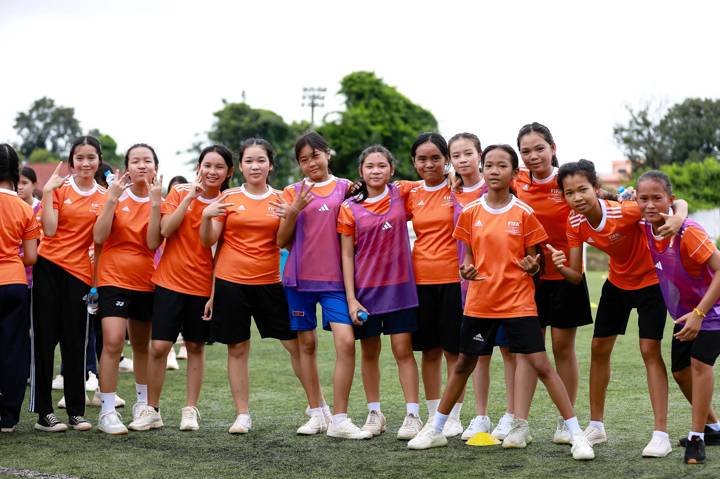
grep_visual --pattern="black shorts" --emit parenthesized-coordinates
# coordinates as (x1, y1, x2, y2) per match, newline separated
(459, 316, 546, 356)
(412, 283, 462, 353)
(98, 286, 154, 322)
(211, 279, 296, 344)
(594, 281, 667, 340)
(671, 326, 720, 372)
(536, 276, 593, 329)
(151, 286, 210, 343)
(354, 308, 418, 340)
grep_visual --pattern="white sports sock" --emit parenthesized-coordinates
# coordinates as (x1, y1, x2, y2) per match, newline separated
(99, 392, 115, 415)
(237, 413, 251, 422)
(564, 416, 582, 437)
(367, 402, 381, 412)
(707, 422, 720, 432)
(450, 402, 463, 419)
(426, 399, 440, 417)
(406, 403, 420, 417)
(500, 412, 514, 424)
(135, 383, 148, 404)
(689, 431, 705, 441)
(432, 412, 449, 433)
(589, 420, 605, 432)
(652, 430, 669, 440)
(332, 413, 348, 425)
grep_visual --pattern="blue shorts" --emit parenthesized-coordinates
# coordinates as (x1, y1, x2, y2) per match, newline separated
(285, 288, 352, 332)
(354, 308, 418, 340)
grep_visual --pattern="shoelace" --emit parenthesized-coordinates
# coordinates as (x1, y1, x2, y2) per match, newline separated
(46, 414, 61, 426)
(182, 408, 197, 421)
(367, 413, 380, 426)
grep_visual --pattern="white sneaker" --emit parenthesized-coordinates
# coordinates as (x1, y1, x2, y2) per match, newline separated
(305, 404, 333, 424)
(642, 435, 672, 457)
(462, 415, 492, 440)
(327, 418, 373, 439)
(297, 413, 327, 435)
(51, 374, 64, 390)
(583, 424, 608, 446)
(89, 391, 125, 408)
(407, 423, 448, 450)
(128, 407, 163, 431)
(229, 414, 252, 434)
(118, 357, 134, 372)
(85, 372, 99, 392)
(98, 411, 128, 435)
(442, 416, 463, 438)
(57, 394, 90, 409)
(166, 350, 179, 370)
(502, 419, 533, 448)
(397, 414, 423, 440)
(361, 410, 386, 436)
(132, 402, 148, 422)
(179, 406, 200, 431)
(491, 415, 514, 440)
(553, 416, 572, 444)
(177, 345, 188, 360)
(571, 434, 596, 460)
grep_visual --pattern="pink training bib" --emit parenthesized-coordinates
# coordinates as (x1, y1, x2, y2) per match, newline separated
(348, 184, 418, 314)
(452, 185, 486, 305)
(645, 220, 720, 330)
(283, 179, 349, 292)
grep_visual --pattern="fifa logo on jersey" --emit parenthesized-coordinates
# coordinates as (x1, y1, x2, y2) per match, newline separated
(90, 202, 100, 212)
(318, 203, 330, 212)
(608, 232, 623, 243)
(382, 221, 393, 230)
(506, 220, 521, 235)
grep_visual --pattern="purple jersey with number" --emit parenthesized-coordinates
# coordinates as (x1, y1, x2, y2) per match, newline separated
(283, 179, 349, 292)
(645, 219, 720, 330)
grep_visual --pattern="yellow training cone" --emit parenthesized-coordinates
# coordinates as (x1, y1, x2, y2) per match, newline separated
(466, 432, 501, 446)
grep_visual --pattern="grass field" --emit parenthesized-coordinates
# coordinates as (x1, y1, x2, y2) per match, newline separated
(1, 271, 719, 479)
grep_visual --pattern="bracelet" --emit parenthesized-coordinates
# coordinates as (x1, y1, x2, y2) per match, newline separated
(693, 307, 706, 318)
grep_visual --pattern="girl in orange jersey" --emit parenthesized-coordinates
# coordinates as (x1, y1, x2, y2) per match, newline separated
(92, 144, 162, 435)
(129, 145, 233, 432)
(199, 138, 311, 435)
(408, 144, 595, 461)
(448, 133, 517, 442)
(514, 123, 593, 444)
(337, 145, 421, 440)
(31, 136, 106, 432)
(396, 132, 464, 437)
(552, 159, 687, 457)
(0, 144, 41, 433)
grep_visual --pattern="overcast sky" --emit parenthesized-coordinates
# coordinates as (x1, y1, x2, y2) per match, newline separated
(2, 0, 719, 180)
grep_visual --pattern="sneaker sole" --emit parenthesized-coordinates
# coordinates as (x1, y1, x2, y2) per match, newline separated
(71, 423, 93, 431)
(685, 458, 705, 464)
(34, 424, 68, 432)
(362, 426, 386, 436)
(642, 450, 672, 458)
(128, 422, 163, 431)
(397, 432, 420, 440)
(98, 426, 128, 435)
(326, 432, 373, 440)
(297, 429, 325, 435)
(179, 425, 199, 431)
(407, 440, 447, 450)
(553, 436, 573, 445)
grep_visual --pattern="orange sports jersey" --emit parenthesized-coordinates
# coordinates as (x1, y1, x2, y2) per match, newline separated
(453, 180, 485, 209)
(152, 184, 216, 296)
(213, 185, 282, 285)
(567, 200, 657, 290)
(38, 177, 106, 285)
(652, 224, 717, 277)
(337, 186, 392, 238)
(515, 168, 574, 280)
(0, 188, 41, 286)
(403, 180, 459, 284)
(282, 176, 351, 205)
(96, 190, 155, 291)
(453, 195, 548, 318)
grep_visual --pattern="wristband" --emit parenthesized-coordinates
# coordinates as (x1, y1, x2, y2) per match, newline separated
(693, 307, 706, 319)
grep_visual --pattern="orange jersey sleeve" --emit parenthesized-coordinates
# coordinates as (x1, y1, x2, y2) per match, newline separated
(653, 224, 717, 277)
(453, 196, 548, 318)
(213, 187, 283, 285)
(567, 200, 656, 290)
(152, 185, 215, 296)
(407, 181, 459, 284)
(96, 192, 155, 291)
(38, 178, 106, 285)
(0, 189, 42, 286)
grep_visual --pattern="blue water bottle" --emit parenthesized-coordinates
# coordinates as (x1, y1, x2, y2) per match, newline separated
(617, 186, 634, 201)
(86, 287, 99, 315)
(358, 311, 369, 322)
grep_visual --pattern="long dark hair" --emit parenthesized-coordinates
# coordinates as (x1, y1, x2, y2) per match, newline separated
(0, 143, 20, 190)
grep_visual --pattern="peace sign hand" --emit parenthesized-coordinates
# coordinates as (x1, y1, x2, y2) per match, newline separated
(201, 193, 233, 219)
(108, 170, 132, 201)
(656, 212, 682, 239)
(289, 181, 315, 215)
(514, 253, 541, 275)
(146, 173, 164, 206)
(190, 172, 205, 199)
(43, 161, 68, 195)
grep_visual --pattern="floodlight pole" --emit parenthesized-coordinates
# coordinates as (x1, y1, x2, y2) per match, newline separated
(302, 87, 326, 125)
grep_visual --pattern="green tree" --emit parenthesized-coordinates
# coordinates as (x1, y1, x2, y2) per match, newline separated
(87, 129, 124, 168)
(26, 148, 60, 164)
(613, 103, 668, 170)
(318, 71, 438, 180)
(659, 156, 720, 212)
(14, 97, 82, 157)
(658, 98, 720, 164)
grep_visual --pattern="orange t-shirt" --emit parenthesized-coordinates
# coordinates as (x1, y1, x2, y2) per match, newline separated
(453, 195, 548, 318)
(401, 180, 459, 284)
(0, 188, 42, 286)
(38, 177, 106, 285)
(453, 180, 485, 209)
(652, 224, 717, 276)
(96, 190, 155, 291)
(337, 186, 392, 238)
(213, 185, 282, 285)
(515, 168, 574, 280)
(152, 185, 216, 297)
(567, 200, 657, 290)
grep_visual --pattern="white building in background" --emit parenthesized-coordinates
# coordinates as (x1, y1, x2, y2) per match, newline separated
(690, 208, 720, 242)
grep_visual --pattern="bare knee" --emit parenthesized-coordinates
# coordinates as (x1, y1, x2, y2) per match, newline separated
(453, 354, 478, 376)
(184, 341, 205, 356)
(361, 338, 381, 361)
(297, 333, 317, 356)
(335, 336, 355, 357)
(228, 342, 250, 360)
(150, 341, 172, 359)
(639, 339, 662, 362)
(591, 338, 615, 360)
(103, 332, 125, 356)
(673, 367, 690, 385)
(423, 348, 442, 362)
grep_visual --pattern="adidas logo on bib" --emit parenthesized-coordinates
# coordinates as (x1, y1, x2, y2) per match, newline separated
(655, 261, 663, 270)
(472, 333, 484, 342)
(318, 203, 330, 212)
(382, 221, 392, 230)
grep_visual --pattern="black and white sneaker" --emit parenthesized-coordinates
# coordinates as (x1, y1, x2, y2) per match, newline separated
(684, 436, 706, 464)
(679, 426, 720, 446)
(68, 415, 92, 431)
(34, 413, 68, 432)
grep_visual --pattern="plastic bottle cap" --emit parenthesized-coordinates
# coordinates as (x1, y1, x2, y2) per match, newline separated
(618, 187, 625, 193)
(358, 311, 369, 321)
(90, 287, 97, 293)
